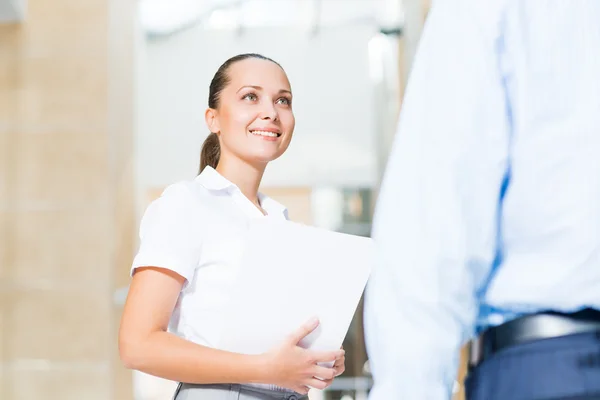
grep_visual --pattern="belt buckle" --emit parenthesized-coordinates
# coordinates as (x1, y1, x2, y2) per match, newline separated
(467, 336, 483, 371)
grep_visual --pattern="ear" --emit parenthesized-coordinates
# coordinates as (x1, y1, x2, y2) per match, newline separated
(205, 108, 220, 134)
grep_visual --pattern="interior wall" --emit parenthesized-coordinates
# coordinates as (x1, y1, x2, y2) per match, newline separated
(0, 0, 136, 398)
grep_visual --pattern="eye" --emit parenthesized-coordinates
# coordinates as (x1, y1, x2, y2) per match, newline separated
(276, 97, 291, 106)
(242, 93, 258, 101)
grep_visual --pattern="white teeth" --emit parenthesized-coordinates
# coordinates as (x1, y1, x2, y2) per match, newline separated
(251, 130, 279, 138)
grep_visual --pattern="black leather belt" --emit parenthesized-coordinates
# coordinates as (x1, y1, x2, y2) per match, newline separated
(469, 308, 600, 370)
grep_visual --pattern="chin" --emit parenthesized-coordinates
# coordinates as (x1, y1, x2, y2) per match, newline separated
(248, 151, 285, 165)
(255, 154, 284, 165)
(254, 146, 288, 162)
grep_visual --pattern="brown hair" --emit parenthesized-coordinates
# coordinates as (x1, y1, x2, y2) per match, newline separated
(198, 53, 282, 174)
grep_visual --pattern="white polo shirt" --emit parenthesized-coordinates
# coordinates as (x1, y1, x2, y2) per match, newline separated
(131, 166, 289, 352)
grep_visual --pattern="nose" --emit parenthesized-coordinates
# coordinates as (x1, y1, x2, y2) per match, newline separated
(260, 102, 278, 121)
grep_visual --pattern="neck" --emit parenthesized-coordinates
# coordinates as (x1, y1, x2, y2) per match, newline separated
(216, 156, 266, 205)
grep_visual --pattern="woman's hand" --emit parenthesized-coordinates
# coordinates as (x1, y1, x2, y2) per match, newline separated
(333, 345, 345, 377)
(261, 318, 344, 395)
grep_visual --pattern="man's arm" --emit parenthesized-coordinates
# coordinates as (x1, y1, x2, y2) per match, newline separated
(364, 1, 511, 398)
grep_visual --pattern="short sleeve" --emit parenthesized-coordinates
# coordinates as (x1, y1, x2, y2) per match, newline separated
(131, 183, 202, 283)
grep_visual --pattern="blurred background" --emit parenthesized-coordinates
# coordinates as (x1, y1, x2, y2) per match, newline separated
(0, 0, 470, 399)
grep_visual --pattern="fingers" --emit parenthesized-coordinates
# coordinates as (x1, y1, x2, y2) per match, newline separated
(287, 317, 319, 345)
(306, 378, 332, 391)
(333, 354, 345, 376)
(310, 349, 345, 363)
(320, 378, 334, 387)
(312, 365, 336, 381)
(334, 363, 345, 376)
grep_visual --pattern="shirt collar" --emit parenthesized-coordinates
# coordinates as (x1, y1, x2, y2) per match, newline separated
(196, 166, 236, 192)
(196, 166, 289, 218)
(258, 192, 289, 219)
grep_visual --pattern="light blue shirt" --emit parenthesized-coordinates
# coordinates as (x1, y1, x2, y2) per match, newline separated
(364, 1, 600, 399)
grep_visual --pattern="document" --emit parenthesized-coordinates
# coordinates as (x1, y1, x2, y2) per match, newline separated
(217, 218, 374, 361)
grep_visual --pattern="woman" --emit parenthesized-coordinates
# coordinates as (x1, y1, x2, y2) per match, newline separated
(119, 53, 345, 400)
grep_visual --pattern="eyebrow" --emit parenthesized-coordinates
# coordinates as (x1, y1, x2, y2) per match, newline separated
(237, 85, 292, 95)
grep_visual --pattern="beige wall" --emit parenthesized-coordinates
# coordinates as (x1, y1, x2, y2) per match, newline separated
(0, 0, 135, 399)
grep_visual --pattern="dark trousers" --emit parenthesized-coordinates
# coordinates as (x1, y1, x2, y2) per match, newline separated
(466, 331, 600, 400)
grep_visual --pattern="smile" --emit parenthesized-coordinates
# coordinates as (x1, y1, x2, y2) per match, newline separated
(250, 130, 281, 138)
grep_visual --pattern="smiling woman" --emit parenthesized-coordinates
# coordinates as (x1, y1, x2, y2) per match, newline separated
(200, 53, 294, 179)
(119, 53, 345, 400)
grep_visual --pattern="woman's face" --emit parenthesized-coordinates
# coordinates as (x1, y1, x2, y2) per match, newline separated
(207, 58, 295, 167)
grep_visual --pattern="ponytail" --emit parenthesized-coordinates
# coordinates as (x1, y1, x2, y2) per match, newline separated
(199, 132, 220, 174)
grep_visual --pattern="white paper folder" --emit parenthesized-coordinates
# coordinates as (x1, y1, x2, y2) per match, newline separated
(218, 218, 374, 360)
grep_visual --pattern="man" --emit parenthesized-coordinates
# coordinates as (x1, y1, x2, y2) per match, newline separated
(364, 1, 600, 399)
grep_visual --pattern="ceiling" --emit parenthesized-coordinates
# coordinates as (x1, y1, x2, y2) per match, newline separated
(139, 0, 404, 37)
(0, 0, 24, 22)
(0, 0, 404, 33)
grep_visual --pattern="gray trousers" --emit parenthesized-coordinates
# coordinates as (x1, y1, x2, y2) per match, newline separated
(173, 383, 309, 400)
